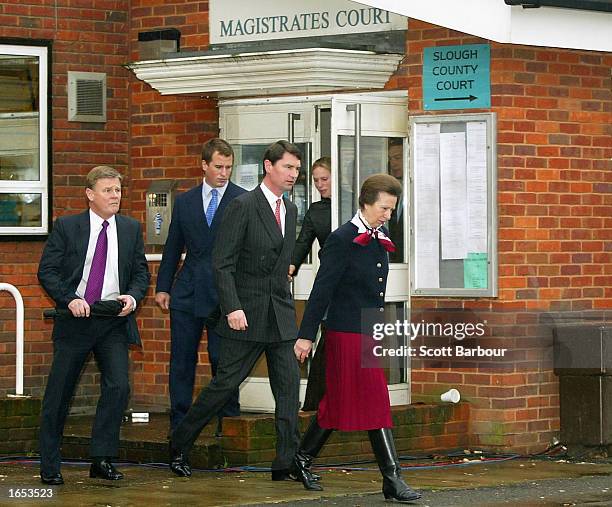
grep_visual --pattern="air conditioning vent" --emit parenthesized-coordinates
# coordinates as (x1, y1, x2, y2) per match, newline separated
(68, 71, 106, 122)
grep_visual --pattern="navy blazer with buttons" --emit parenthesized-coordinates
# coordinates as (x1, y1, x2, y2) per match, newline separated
(156, 181, 246, 319)
(298, 220, 389, 341)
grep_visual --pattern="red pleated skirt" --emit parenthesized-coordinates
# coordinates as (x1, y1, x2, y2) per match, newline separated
(317, 330, 392, 431)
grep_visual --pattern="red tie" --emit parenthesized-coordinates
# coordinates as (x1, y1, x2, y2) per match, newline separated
(274, 199, 282, 231)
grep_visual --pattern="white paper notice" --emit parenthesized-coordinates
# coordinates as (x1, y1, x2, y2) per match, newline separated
(466, 122, 488, 253)
(440, 131, 467, 260)
(415, 123, 440, 288)
(234, 164, 259, 191)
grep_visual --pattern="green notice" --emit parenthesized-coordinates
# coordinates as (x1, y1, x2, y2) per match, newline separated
(464, 253, 488, 289)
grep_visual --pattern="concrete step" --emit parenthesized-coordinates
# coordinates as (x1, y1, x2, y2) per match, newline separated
(60, 403, 470, 467)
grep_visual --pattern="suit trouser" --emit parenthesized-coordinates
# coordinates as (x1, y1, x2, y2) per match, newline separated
(169, 309, 240, 431)
(172, 336, 301, 471)
(39, 317, 130, 474)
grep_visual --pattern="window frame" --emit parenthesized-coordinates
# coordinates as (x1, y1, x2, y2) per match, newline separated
(0, 39, 52, 238)
(409, 112, 498, 297)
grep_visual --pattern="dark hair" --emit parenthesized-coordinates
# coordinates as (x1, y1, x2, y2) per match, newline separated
(202, 138, 234, 163)
(359, 174, 402, 209)
(312, 156, 331, 173)
(86, 166, 123, 189)
(263, 140, 302, 166)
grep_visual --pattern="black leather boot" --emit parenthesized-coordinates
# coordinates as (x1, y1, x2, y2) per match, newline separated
(290, 417, 333, 491)
(368, 428, 421, 503)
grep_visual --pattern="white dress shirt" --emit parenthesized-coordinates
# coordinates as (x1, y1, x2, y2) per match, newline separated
(260, 182, 286, 236)
(202, 180, 229, 215)
(76, 210, 136, 310)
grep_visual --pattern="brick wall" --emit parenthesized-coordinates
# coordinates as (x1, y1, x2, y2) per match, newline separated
(130, 0, 210, 59)
(0, 0, 133, 410)
(401, 19, 611, 453)
(1, 1, 610, 454)
(0, 397, 41, 455)
(129, 0, 218, 408)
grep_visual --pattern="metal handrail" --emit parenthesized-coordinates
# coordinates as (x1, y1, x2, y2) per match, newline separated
(0, 283, 24, 396)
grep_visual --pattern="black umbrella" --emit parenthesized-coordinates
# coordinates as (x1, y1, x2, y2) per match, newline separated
(43, 300, 123, 319)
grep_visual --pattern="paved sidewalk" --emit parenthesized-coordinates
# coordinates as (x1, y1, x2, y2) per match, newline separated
(0, 457, 610, 506)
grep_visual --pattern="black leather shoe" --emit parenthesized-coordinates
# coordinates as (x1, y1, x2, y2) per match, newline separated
(169, 446, 192, 477)
(89, 459, 124, 480)
(271, 469, 321, 483)
(40, 472, 64, 485)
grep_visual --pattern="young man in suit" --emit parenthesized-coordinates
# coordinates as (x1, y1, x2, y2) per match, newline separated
(155, 138, 246, 435)
(37, 166, 150, 485)
(169, 140, 302, 482)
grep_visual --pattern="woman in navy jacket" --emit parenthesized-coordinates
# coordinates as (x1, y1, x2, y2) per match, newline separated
(292, 174, 421, 502)
(290, 157, 332, 411)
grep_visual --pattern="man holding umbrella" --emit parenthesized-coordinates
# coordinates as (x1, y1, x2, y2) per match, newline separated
(37, 166, 150, 485)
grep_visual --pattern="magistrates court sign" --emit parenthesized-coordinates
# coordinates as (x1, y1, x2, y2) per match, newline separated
(209, 0, 407, 45)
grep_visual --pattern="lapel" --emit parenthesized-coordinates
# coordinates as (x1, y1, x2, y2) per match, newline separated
(189, 184, 209, 235)
(76, 211, 90, 265)
(254, 186, 283, 244)
(210, 182, 234, 231)
(115, 213, 126, 290)
(279, 196, 295, 256)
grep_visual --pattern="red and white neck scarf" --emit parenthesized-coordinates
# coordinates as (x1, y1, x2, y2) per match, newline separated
(350, 210, 395, 253)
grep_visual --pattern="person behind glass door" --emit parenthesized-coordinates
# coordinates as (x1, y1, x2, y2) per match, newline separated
(289, 157, 332, 412)
(292, 174, 421, 502)
(37, 166, 150, 485)
(387, 139, 404, 263)
(155, 138, 247, 437)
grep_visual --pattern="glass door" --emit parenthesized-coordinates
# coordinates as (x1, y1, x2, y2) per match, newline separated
(220, 100, 316, 411)
(330, 91, 410, 298)
(330, 91, 411, 404)
(219, 91, 411, 410)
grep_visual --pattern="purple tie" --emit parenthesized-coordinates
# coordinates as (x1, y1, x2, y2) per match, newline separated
(84, 220, 109, 305)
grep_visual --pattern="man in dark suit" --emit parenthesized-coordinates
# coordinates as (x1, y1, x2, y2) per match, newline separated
(155, 138, 246, 435)
(37, 166, 150, 485)
(169, 140, 302, 482)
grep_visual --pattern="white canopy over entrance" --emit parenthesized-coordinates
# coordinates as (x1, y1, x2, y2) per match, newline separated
(353, 0, 611, 52)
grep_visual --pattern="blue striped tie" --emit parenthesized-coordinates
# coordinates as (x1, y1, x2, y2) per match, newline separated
(206, 188, 218, 226)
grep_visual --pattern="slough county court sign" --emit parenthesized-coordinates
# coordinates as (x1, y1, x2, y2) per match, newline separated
(423, 44, 491, 110)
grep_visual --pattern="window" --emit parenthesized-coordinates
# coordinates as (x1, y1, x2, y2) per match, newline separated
(0, 42, 49, 236)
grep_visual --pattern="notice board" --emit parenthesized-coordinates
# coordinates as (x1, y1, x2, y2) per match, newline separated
(410, 113, 497, 297)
